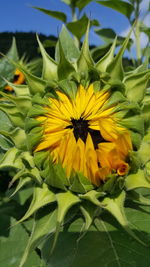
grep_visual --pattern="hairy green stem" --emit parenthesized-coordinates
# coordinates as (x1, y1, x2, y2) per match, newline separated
(135, 20, 141, 65)
(71, 6, 80, 49)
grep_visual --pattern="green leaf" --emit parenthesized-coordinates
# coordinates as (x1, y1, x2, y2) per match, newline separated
(96, 0, 134, 19)
(37, 35, 58, 81)
(33, 6, 67, 22)
(0, 217, 45, 267)
(41, 205, 150, 267)
(76, 0, 93, 10)
(124, 69, 150, 102)
(18, 183, 56, 223)
(140, 22, 150, 39)
(95, 28, 116, 44)
(67, 14, 99, 41)
(19, 208, 57, 267)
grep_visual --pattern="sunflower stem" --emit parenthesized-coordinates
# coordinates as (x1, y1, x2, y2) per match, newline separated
(71, 6, 80, 49)
(134, 2, 141, 66)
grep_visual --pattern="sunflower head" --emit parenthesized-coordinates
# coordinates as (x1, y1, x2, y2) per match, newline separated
(0, 25, 150, 261)
(4, 68, 25, 91)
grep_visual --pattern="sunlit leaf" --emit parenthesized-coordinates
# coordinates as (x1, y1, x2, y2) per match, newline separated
(96, 0, 134, 19)
(33, 6, 67, 23)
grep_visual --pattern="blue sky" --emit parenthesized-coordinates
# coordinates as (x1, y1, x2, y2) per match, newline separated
(0, 0, 130, 46)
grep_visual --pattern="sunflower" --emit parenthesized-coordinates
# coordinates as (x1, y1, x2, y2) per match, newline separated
(0, 26, 150, 265)
(35, 84, 132, 186)
(5, 68, 25, 91)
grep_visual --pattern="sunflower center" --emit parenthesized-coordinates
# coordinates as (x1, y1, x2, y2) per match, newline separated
(14, 74, 20, 82)
(66, 117, 107, 148)
(71, 118, 89, 143)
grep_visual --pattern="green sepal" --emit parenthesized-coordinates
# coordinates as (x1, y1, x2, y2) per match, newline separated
(17, 183, 56, 223)
(43, 161, 69, 190)
(58, 26, 80, 63)
(102, 174, 125, 195)
(0, 135, 13, 151)
(25, 117, 42, 132)
(70, 172, 94, 194)
(21, 151, 35, 168)
(101, 190, 145, 245)
(142, 92, 150, 126)
(129, 151, 142, 173)
(37, 35, 58, 81)
(80, 202, 96, 231)
(0, 103, 25, 128)
(0, 128, 27, 150)
(127, 191, 150, 206)
(2, 78, 30, 96)
(0, 110, 12, 132)
(96, 36, 117, 72)
(77, 22, 94, 72)
(0, 91, 31, 115)
(34, 151, 49, 169)
(124, 69, 150, 102)
(125, 169, 150, 190)
(2, 57, 46, 94)
(51, 191, 80, 253)
(130, 131, 142, 150)
(106, 26, 134, 80)
(138, 141, 150, 165)
(103, 91, 126, 110)
(57, 41, 75, 81)
(80, 190, 105, 206)
(0, 147, 22, 170)
(27, 104, 47, 117)
(56, 191, 80, 224)
(9, 165, 42, 187)
(119, 116, 144, 135)
(10, 177, 32, 197)
(27, 126, 43, 151)
(145, 161, 150, 177)
(31, 94, 50, 106)
(0, 38, 18, 88)
(57, 79, 78, 99)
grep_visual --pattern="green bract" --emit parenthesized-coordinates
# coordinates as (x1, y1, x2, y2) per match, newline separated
(0, 25, 150, 266)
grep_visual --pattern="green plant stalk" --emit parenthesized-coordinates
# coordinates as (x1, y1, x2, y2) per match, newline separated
(71, 6, 80, 49)
(135, 20, 141, 66)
